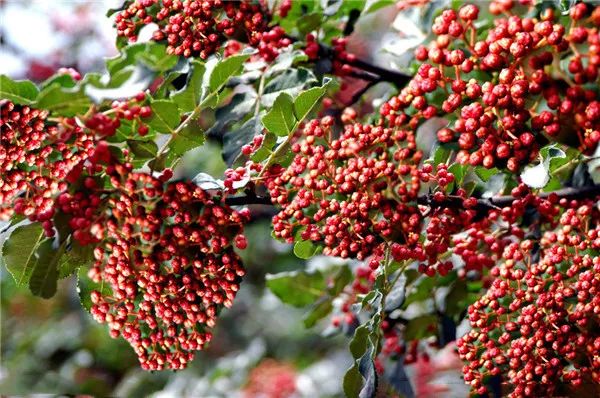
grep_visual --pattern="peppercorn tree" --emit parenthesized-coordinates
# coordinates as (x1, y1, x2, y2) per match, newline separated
(2, 1, 600, 397)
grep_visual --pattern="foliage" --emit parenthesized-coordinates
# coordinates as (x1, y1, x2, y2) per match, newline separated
(2, 0, 600, 397)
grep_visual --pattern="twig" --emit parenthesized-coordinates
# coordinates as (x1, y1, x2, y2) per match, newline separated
(225, 194, 272, 206)
(416, 184, 600, 212)
(223, 185, 600, 209)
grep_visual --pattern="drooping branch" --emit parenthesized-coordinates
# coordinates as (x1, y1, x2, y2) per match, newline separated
(225, 194, 272, 206)
(342, 57, 412, 87)
(284, 33, 413, 87)
(226, 185, 600, 209)
(417, 184, 600, 212)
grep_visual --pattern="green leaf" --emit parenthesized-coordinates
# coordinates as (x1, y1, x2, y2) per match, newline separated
(384, 276, 406, 311)
(432, 145, 452, 165)
(0, 75, 39, 105)
(267, 50, 309, 77)
(360, 290, 381, 309)
(446, 163, 467, 193)
(208, 91, 258, 137)
(343, 363, 364, 398)
(293, 81, 329, 122)
(41, 73, 77, 90)
(146, 100, 181, 134)
(293, 239, 319, 259)
(137, 43, 179, 72)
(475, 166, 499, 182)
(349, 324, 370, 358)
(262, 93, 296, 137)
(222, 115, 261, 166)
(262, 68, 317, 107)
(165, 117, 205, 166)
(522, 144, 574, 189)
(297, 12, 323, 35)
(84, 66, 155, 102)
(29, 239, 64, 298)
(127, 139, 158, 159)
(251, 131, 277, 163)
(106, 43, 147, 74)
(330, 264, 353, 296)
(404, 315, 437, 340)
(364, 0, 394, 13)
(344, 324, 379, 398)
(266, 270, 326, 307)
(344, 363, 364, 398)
(445, 279, 467, 318)
(208, 54, 250, 93)
(171, 60, 206, 113)
(59, 241, 94, 279)
(303, 297, 334, 328)
(403, 276, 435, 308)
(78, 266, 112, 312)
(448, 163, 466, 184)
(36, 84, 91, 117)
(2, 223, 45, 286)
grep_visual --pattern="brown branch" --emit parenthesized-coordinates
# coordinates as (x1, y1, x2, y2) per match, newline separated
(342, 57, 412, 87)
(283, 33, 412, 86)
(225, 194, 272, 206)
(226, 185, 600, 209)
(417, 184, 600, 212)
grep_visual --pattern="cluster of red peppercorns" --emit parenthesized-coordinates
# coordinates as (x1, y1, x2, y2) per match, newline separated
(84, 92, 152, 137)
(262, 109, 522, 276)
(263, 116, 429, 260)
(0, 101, 95, 235)
(330, 37, 359, 76)
(382, 2, 600, 172)
(57, 189, 103, 245)
(115, 0, 270, 59)
(457, 198, 600, 397)
(86, 170, 250, 370)
(254, 26, 292, 62)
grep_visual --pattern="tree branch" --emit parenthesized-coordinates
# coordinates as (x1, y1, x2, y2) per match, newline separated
(342, 57, 412, 87)
(226, 185, 600, 209)
(284, 33, 412, 86)
(225, 194, 272, 206)
(417, 184, 600, 212)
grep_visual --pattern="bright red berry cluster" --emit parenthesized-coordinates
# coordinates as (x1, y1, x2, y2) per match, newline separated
(263, 116, 426, 260)
(84, 92, 152, 137)
(0, 101, 95, 235)
(383, 2, 600, 172)
(458, 199, 600, 397)
(262, 110, 523, 277)
(115, 0, 270, 59)
(87, 171, 249, 370)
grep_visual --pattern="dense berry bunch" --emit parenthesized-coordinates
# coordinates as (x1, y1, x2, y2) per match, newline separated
(458, 199, 600, 397)
(264, 116, 426, 260)
(382, 2, 600, 172)
(87, 171, 249, 370)
(84, 92, 152, 137)
(262, 113, 529, 276)
(0, 101, 95, 235)
(115, 0, 270, 58)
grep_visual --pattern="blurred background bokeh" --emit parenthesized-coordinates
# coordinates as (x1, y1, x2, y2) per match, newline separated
(0, 1, 468, 397)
